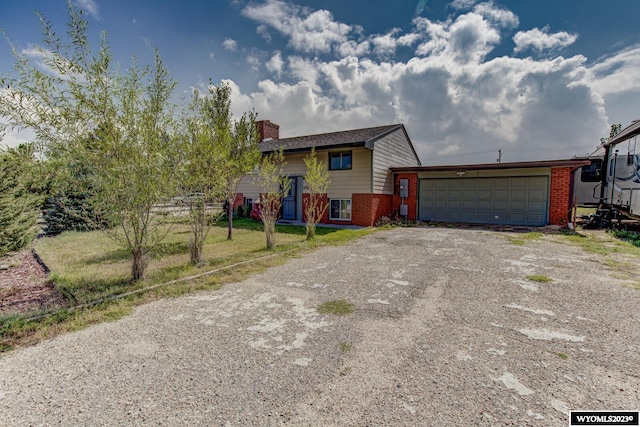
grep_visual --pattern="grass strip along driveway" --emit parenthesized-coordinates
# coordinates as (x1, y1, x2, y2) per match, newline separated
(0, 218, 374, 352)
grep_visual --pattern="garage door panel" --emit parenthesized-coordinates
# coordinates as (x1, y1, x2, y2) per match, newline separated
(529, 189, 546, 200)
(419, 176, 549, 226)
(529, 176, 548, 187)
(511, 177, 529, 187)
(510, 201, 527, 210)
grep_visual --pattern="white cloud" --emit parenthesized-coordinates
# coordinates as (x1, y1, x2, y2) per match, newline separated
(415, 11, 502, 65)
(246, 52, 261, 71)
(513, 27, 578, 54)
(223, 38, 238, 51)
(371, 29, 419, 56)
(472, 2, 518, 28)
(588, 45, 640, 95)
(228, 1, 637, 164)
(266, 51, 284, 77)
(75, 0, 99, 20)
(242, 0, 353, 54)
(451, 0, 478, 10)
(0, 128, 35, 149)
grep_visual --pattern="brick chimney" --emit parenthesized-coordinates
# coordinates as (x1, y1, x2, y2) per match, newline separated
(256, 120, 280, 142)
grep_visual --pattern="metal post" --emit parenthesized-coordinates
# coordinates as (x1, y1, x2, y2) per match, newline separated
(610, 150, 618, 206)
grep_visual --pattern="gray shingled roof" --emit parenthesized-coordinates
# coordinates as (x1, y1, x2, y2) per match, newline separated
(259, 124, 403, 153)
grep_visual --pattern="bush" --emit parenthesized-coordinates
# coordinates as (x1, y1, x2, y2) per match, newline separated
(235, 205, 244, 218)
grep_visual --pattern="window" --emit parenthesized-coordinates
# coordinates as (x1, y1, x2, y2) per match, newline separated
(329, 151, 352, 170)
(580, 159, 603, 182)
(330, 199, 351, 220)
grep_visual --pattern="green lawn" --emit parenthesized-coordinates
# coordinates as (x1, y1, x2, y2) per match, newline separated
(1, 218, 374, 352)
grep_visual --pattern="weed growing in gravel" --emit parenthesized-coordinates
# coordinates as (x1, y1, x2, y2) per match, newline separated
(506, 231, 543, 245)
(340, 342, 352, 353)
(317, 300, 354, 315)
(527, 275, 553, 283)
(556, 352, 569, 359)
(623, 282, 640, 290)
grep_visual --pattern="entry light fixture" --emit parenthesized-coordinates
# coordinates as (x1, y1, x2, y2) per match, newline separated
(456, 171, 466, 177)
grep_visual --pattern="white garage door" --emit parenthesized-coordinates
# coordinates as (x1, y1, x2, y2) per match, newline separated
(418, 176, 549, 226)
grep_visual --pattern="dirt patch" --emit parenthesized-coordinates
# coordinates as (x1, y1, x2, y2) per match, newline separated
(0, 250, 66, 317)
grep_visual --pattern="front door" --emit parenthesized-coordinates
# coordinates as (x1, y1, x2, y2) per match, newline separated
(282, 177, 296, 220)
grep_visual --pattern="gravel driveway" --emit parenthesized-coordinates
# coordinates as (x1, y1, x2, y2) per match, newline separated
(1, 227, 639, 426)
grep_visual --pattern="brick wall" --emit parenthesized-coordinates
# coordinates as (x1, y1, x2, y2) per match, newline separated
(392, 173, 419, 221)
(549, 167, 573, 226)
(351, 194, 393, 226)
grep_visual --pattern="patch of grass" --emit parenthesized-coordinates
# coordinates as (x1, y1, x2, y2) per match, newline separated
(622, 282, 640, 290)
(610, 229, 640, 248)
(526, 275, 553, 283)
(506, 231, 543, 245)
(340, 342, 352, 353)
(317, 299, 354, 315)
(556, 352, 569, 360)
(2, 219, 375, 353)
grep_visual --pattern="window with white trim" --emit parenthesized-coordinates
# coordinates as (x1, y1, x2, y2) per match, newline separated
(330, 199, 351, 220)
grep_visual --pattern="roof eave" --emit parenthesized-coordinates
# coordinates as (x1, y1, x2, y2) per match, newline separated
(260, 141, 367, 154)
(390, 159, 590, 173)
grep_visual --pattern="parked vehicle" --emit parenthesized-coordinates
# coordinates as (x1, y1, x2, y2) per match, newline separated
(582, 119, 640, 227)
(573, 146, 605, 207)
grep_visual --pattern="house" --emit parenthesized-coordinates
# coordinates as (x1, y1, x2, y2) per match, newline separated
(237, 121, 587, 228)
(236, 120, 421, 226)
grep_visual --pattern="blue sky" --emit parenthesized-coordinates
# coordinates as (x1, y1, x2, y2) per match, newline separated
(1, 0, 639, 165)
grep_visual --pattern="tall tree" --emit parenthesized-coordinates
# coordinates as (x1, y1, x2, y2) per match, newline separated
(0, 2, 179, 280)
(208, 82, 261, 241)
(0, 145, 41, 257)
(254, 149, 290, 250)
(303, 148, 330, 240)
(179, 88, 225, 267)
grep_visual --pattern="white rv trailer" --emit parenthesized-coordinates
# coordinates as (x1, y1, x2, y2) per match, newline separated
(599, 119, 640, 219)
(573, 146, 605, 207)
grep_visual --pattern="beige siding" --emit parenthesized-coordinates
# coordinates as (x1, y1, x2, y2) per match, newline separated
(237, 173, 261, 199)
(325, 148, 372, 199)
(236, 148, 372, 200)
(372, 129, 420, 194)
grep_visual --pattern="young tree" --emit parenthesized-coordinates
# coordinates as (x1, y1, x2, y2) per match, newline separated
(208, 82, 261, 241)
(0, 3, 179, 280)
(254, 149, 290, 250)
(0, 145, 41, 257)
(303, 148, 330, 240)
(179, 89, 225, 267)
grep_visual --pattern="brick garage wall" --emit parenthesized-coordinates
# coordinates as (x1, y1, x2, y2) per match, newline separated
(549, 167, 573, 226)
(392, 173, 419, 221)
(351, 194, 393, 226)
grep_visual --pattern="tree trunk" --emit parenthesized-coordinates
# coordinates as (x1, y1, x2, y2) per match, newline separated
(189, 237, 204, 267)
(306, 223, 316, 240)
(227, 197, 233, 241)
(131, 247, 147, 281)
(266, 221, 276, 249)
